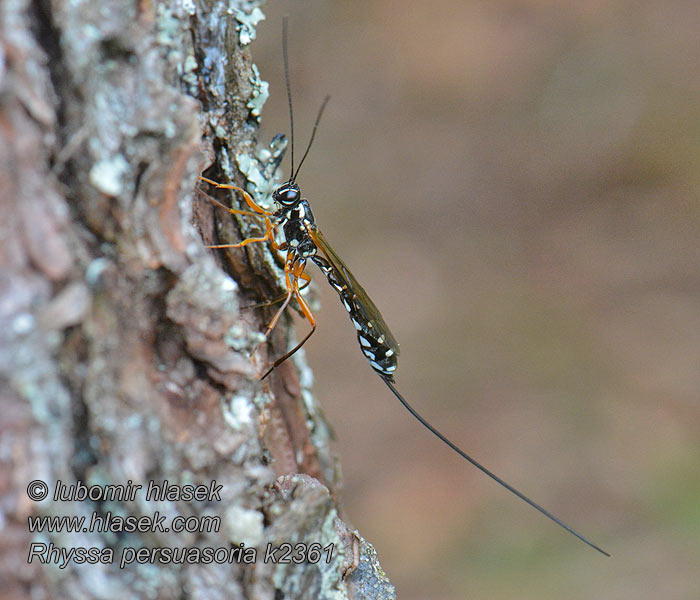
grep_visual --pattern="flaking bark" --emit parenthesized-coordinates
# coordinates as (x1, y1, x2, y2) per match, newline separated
(0, 1, 395, 598)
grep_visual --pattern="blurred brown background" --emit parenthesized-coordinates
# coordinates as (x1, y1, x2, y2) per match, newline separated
(253, 2, 699, 598)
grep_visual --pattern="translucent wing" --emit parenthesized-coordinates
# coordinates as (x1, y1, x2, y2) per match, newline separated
(308, 226, 400, 355)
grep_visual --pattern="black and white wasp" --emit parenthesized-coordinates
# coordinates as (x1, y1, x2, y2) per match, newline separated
(200, 19, 608, 557)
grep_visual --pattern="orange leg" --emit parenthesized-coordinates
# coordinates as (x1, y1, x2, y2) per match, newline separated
(206, 231, 273, 249)
(261, 260, 317, 379)
(199, 176, 273, 216)
(197, 187, 263, 219)
(206, 232, 283, 251)
(200, 176, 281, 251)
(263, 256, 295, 337)
(291, 261, 316, 328)
(242, 272, 311, 310)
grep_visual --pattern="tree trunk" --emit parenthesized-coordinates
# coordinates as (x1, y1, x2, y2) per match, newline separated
(0, 1, 395, 598)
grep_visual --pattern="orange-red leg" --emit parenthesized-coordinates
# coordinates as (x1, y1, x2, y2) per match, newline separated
(206, 231, 273, 249)
(242, 272, 311, 310)
(291, 261, 316, 328)
(261, 260, 317, 379)
(263, 256, 295, 337)
(199, 176, 273, 216)
(200, 176, 281, 251)
(197, 187, 263, 219)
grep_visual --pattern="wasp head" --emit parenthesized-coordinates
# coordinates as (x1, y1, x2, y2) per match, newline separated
(273, 182, 301, 206)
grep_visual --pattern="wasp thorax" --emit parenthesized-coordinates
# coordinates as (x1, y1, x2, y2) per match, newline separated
(274, 183, 301, 206)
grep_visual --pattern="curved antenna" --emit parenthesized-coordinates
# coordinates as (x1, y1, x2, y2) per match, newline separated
(282, 17, 295, 180)
(293, 95, 330, 181)
(381, 375, 610, 556)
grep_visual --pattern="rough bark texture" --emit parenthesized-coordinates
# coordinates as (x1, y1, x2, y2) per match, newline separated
(0, 1, 395, 598)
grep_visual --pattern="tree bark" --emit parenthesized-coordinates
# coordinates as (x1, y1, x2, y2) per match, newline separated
(0, 1, 395, 598)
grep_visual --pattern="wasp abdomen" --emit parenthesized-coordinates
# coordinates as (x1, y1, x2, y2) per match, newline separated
(312, 255, 398, 378)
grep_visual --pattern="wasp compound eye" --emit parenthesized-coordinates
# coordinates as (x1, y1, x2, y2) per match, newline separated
(275, 185, 300, 205)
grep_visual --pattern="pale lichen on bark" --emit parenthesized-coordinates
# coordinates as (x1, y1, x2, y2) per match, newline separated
(0, 0, 395, 598)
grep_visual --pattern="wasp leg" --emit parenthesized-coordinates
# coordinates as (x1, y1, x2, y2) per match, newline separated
(199, 176, 274, 217)
(261, 261, 317, 380)
(204, 206, 280, 250)
(262, 256, 296, 337)
(206, 228, 284, 251)
(200, 175, 281, 250)
(197, 187, 264, 219)
(206, 232, 272, 249)
(243, 272, 311, 310)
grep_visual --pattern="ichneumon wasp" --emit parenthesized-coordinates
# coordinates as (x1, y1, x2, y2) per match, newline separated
(200, 19, 609, 557)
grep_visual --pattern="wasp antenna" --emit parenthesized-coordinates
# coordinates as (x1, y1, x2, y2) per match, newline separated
(380, 376, 610, 557)
(293, 95, 330, 181)
(282, 17, 295, 181)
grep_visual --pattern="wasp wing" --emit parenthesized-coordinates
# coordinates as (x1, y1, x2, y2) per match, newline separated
(308, 225, 400, 355)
